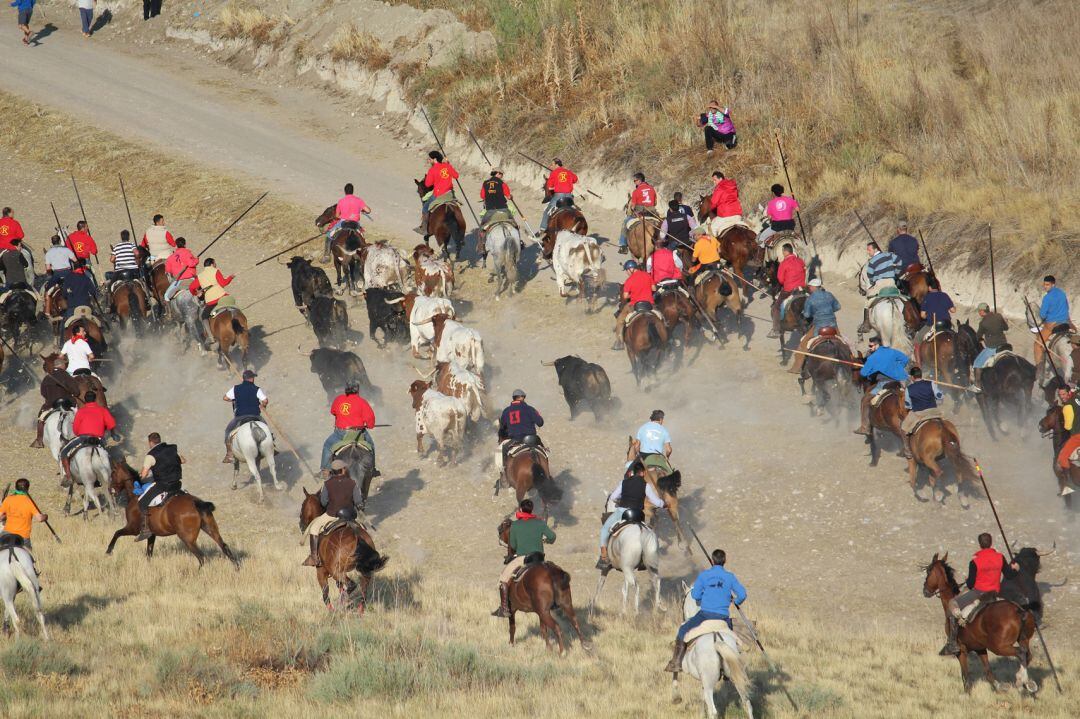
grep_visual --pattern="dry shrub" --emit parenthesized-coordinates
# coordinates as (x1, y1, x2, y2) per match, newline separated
(0, 639, 80, 677)
(152, 650, 257, 703)
(218, 4, 278, 47)
(329, 25, 392, 70)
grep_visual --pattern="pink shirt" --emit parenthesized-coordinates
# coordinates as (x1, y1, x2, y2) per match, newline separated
(767, 196, 799, 222)
(335, 194, 369, 222)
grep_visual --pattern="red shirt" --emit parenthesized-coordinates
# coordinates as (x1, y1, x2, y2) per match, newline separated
(165, 247, 198, 280)
(331, 393, 376, 429)
(73, 401, 117, 438)
(776, 254, 807, 292)
(622, 270, 655, 304)
(424, 162, 459, 197)
(479, 180, 512, 200)
(649, 248, 680, 282)
(65, 230, 98, 259)
(710, 179, 742, 217)
(0, 217, 24, 251)
(546, 168, 577, 194)
(630, 182, 657, 207)
(972, 548, 1005, 592)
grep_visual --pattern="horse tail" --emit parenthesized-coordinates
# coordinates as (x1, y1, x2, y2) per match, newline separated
(231, 318, 246, 335)
(645, 319, 664, 371)
(716, 640, 753, 705)
(942, 433, 977, 484)
(353, 536, 390, 575)
(10, 551, 42, 599)
(194, 499, 217, 515)
(571, 217, 586, 235)
(532, 458, 563, 502)
(658, 469, 681, 497)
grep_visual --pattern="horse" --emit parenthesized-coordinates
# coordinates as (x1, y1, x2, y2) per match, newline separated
(484, 222, 520, 298)
(908, 418, 979, 507)
(65, 440, 115, 519)
(168, 283, 208, 354)
(331, 440, 377, 511)
(1038, 406, 1079, 507)
(1, 288, 38, 352)
(495, 442, 561, 518)
(148, 261, 170, 313)
(63, 316, 108, 357)
(42, 285, 67, 343)
(229, 420, 281, 500)
(106, 459, 240, 569)
(854, 372, 907, 467)
(625, 437, 685, 546)
(918, 327, 965, 409)
(299, 489, 389, 611)
(333, 227, 367, 296)
(968, 346, 1035, 443)
(655, 285, 698, 367)
(624, 309, 668, 388)
(42, 353, 108, 408)
(671, 582, 753, 719)
(922, 553, 1037, 694)
(43, 401, 75, 475)
(623, 207, 660, 262)
(799, 334, 855, 419)
(110, 280, 149, 333)
(694, 196, 761, 288)
(590, 514, 661, 614)
(856, 266, 918, 352)
(542, 188, 588, 238)
(692, 268, 745, 348)
(776, 293, 809, 364)
(415, 181, 467, 261)
(208, 305, 250, 369)
(0, 542, 48, 639)
(901, 265, 935, 304)
(1039, 328, 1078, 386)
(496, 518, 587, 654)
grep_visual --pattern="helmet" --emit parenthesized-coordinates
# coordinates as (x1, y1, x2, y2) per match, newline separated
(622, 508, 645, 524)
(623, 260, 639, 271)
(336, 506, 358, 522)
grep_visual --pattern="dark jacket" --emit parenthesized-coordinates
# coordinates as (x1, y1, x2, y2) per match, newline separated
(0, 249, 28, 286)
(888, 234, 920, 269)
(40, 368, 80, 406)
(508, 517, 556, 556)
(618, 474, 647, 513)
(320, 473, 363, 516)
(148, 442, 183, 488)
(976, 312, 1009, 349)
(498, 400, 544, 441)
(62, 270, 97, 310)
(906, 380, 939, 412)
(232, 382, 262, 418)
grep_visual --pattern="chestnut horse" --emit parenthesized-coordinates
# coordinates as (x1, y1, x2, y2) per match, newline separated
(496, 444, 561, 518)
(42, 352, 108, 408)
(623, 207, 660, 262)
(907, 418, 979, 507)
(415, 181, 467, 261)
(208, 306, 250, 369)
(922, 553, 1037, 694)
(110, 280, 149, 332)
(776, 294, 809, 364)
(106, 459, 239, 569)
(655, 287, 698, 367)
(695, 196, 761, 289)
(623, 310, 668, 388)
(1039, 405, 1079, 507)
(149, 261, 170, 311)
(692, 269, 744, 348)
(300, 489, 389, 611)
(917, 329, 964, 409)
(497, 517, 587, 654)
(854, 372, 905, 466)
(625, 437, 685, 546)
(43, 285, 67, 343)
(542, 189, 588, 243)
(798, 335, 855, 419)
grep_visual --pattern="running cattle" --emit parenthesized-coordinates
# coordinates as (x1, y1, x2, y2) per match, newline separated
(412, 244, 454, 297)
(287, 256, 333, 310)
(300, 346, 372, 400)
(408, 380, 467, 464)
(364, 242, 413, 292)
(546, 230, 603, 303)
(307, 295, 349, 349)
(408, 295, 455, 358)
(363, 287, 408, 347)
(541, 355, 612, 421)
(431, 314, 485, 374)
(432, 360, 488, 422)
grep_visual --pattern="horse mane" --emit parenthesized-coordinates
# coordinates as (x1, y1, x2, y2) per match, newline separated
(922, 557, 960, 593)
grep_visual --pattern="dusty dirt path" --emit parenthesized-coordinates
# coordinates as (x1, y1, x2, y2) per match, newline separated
(1, 16, 1077, 639)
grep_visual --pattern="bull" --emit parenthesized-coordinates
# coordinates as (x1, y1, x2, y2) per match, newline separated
(408, 294, 455, 358)
(1001, 545, 1054, 623)
(307, 295, 349, 349)
(541, 355, 612, 421)
(431, 314, 484, 374)
(412, 244, 455, 297)
(363, 287, 408, 348)
(422, 360, 488, 422)
(298, 345, 374, 401)
(286, 255, 333, 311)
(547, 230, 603, 310)
(408, 379, 467, 464)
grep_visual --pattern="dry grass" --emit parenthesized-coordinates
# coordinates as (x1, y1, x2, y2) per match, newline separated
(219, 4, 283, 48)
(328, 25, 393, 70)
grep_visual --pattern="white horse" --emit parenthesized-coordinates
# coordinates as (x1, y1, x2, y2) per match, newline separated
(168, 285, 208, 354)
(229, 421, 280, 499)
(0, 545, 48, 639)
(67, 443, 115, 518)
(485, 222, 520, 299)
(672, 582, 753, 719)
(858, 266, 912, 353)
(590, 504, 661, 614)
(43, 405, 74, 476)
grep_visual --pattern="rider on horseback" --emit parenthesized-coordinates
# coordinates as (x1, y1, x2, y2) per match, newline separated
(60, 259, 98, 322)
(940, 533, 1018, 655)
(768, 243, 807, 339)
(858, 242, 904, 335)
(758, 183, 798, 247)
(135, 432, 187, 542)
(324, 183, 372, 259)
(658, 199, 696, 250)
(538, 159, 577, 235)
(0, 207, 25, 251)
(613, 259, 656, 350)
(190, 258, 236, 324)
(633, 409, 673, 473)
(107, 230, 142, 308)
(646, 236, 684, 285)
(665, 548, 747, 672)
(415, 151, 459, 239)
(0, 237, 30, 291)
(788, 278, 841, 375)
(163, 237, 198, 302)
(596, 460, 665, 570)
(689, 231, 723, 284)
(618, 172, 658, 254)
(900, 366, 944, 458)
(60, 325, 95, 375)
(1033, 275, 1071, 368)
(972, 302, 1009, 386)
(60, 390, 116, 485)
(222, 370, 267, 463)
(320, 381, 378, 478)
(478, 170, 518, 240)
(913, 278, 955, 364)
(492, 498, 556, 618)
(1054, 385, 1080, 475)
(66, 220, 98, 266)
(29, 355, 80, 448)
(301, 459, 365, 567)
(44, 235, 77, 289)
(853, 336, 910, 436)
(140, 214, 176, 263)
(887, 221, 920, 270)
(0, 479, 47, 552)
(496, 389, 544, 479)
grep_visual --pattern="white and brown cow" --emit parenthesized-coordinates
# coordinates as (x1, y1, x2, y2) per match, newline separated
(431, 314, 485, 375)
(412, 244, 455, 298)
(408, 380, 467, 464)
(406, 295, 455, 358)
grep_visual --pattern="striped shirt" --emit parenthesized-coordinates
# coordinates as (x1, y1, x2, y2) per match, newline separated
(866, 251, 902, 285)
(111, 242, 140, 271)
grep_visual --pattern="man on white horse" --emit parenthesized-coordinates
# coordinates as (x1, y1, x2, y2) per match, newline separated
(596, 461, 665, 570)
(59, 390, 116, 485)
(858, 242, 904, 335)
(853, 336, 910, 436)
(478, 170, 519, 245)
(665, 548, 747, 672)
(0, 479, 48, 551)
(301, 460, 364, 567)
(135, 432, 187, 541)
(320, 380, 378, 478)
(29, 356, 80, 448)
(222, 369, 267, 463)
(492, 498, 556, 618)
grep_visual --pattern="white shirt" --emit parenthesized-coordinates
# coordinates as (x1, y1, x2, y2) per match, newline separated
(77, 0, 95, 9)
(61, 338, 94, 373)
(45, 246, 77, 271)
(224, 385, 268, 402)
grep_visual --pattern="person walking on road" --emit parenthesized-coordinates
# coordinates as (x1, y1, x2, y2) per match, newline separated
(78, 0, 96, 37)
(11, 0, 34, 45)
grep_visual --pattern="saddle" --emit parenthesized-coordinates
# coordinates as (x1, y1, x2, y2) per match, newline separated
(684, 620, 743, 652)
(625, 305, 665, 326)
(982, 348, 1017, 369)
(867, 286, 904, 307)
(693, 265, 729, 289)
(331, 429, 373, 457)
(481, 209, 516, 232)
(807, 329, 852, 354)
(509, 552, 546, 583)
(923, 326, 954, 345)
(870, 386, 901, 407)
(64, 307, 101, 329)
(109, 278, 148, 298)
(318, 517, 368, 538)
(506, 441, 549, 460)
(209, 299, 239, 319)
(959, 592, 1012, 624)
(761, 230, 801, 262)
(778, 289, 807, 319)
(226, 416, 263, 442)
(909, 417, 944, 436)
(146, 488, 185, 509)
(624, 211, 662, 231)
(899, 263, 925, 281)
(653, 279, 686, 299)
(0, 532, 26, 551)
(0, 286, 37, 306)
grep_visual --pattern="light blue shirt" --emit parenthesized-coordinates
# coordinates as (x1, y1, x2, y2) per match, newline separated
(636, 421, 670, 454)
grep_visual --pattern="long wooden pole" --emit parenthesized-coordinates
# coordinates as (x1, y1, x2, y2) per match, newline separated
(464, 125, 535, 236)
(118, 174, 138, 240)
(773, 129, 817, 259)
(917, 229, 936, 276)
(789, 349, 978, 392)
(853, 209, 877, 245)
(987, 223, 997, 314)
(418, 106, 480, 227)
(516, 151, 603, 200)
(196, 192, 269, 258)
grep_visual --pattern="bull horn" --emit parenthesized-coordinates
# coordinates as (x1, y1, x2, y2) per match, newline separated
(296, 344, 313, 356)
(413, 366, 436, 379)
(1038, 541, 1057, 557)
(540, 360, 555, 366)
(384, 297, 406, 305)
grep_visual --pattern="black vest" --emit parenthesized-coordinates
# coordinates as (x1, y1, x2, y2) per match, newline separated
(665, 209, 690, 244)
(232, 382, 261, 418)
(483, 178, 508, 211)
(907, 380, 938, 412)
(618, 474, 647, 513)
(148, 443, 182, 487)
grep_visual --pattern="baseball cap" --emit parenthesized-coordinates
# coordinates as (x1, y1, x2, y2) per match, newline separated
(512, 389, 526, 399)
(242, 369, 257, 379)
(808, 278, 822, 287)
(330, 459, 348, 471)
(976, 302, 989, 311)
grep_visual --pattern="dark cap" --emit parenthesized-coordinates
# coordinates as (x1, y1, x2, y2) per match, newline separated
(512, 388, 526, 399)
(242, 369, 257, 379)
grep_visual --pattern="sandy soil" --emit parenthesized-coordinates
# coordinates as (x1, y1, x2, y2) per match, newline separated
(0, 11, 1077, 647)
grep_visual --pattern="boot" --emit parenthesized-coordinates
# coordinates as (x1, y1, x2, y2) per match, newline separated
(322, 235, 332, 262)
(30, 420, 45, 448)
(665, 640, 688, 673)
(972, 368, 982, 389)
(222, 442, 234, 464)
(939, 615, 961, 655)
(617, 246, 629, 255)
(413, 211, 429, 235)
(853, 395, 872, 436)
(135, 511, 153, 542)
(857, 307, 871, 335)
(491, 583, 511, 618)
(902, 432, 913, 459)
(61, 456, 73, 488)
(302, 535, 321, 567)
(595, 546, 612, 570)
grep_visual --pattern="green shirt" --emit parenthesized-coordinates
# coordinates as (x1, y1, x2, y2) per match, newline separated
(509, 517, 555, 556)
(976, 312, 1009, 349)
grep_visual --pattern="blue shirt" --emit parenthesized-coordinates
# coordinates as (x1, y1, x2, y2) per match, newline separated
(10, 0, 34, 10)
(691, 565, 746, 617)
(920, 290, 954, 327)
(887, 234, 920, 269)
(859, 346, 909, 382)
(1040, 287, 1069, 323)
(62, 270, 97, 310)
(802, 288, 840, 331)
(866, 251, 902, 285)
(636, 421, 670, 454)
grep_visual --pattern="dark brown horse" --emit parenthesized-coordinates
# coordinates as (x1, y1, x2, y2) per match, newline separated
(415, 180, 466, 261)
(43, 285, 67, 342)
(315, 204, 367, 294)
(149, 261, 170, 310)
(918, 329, 964, 408)
(208, 305, 250, 369)
(1039, 406, 1079, 507)
(110, 280, 149, 332)
(854, 370, 905, 466)
(798, 334, 855, 418)
(497, 443, 561, 517)
(625, 437, 685, 546)
(922, 553, 1037, 694)
(542, 188, 588, 240)
(300, 489, 389, 611)
(776, 293, 809, 364)
(497, 518, 586, 654)
(42, 352, 108, 408)
(106, 459, 239, 569)
(654, 286, 698, 366)
(695, 196, 761, 289)
(908, 418, 979, 506)
(901, 264, 935, 304)
(623, 310, 668, 387)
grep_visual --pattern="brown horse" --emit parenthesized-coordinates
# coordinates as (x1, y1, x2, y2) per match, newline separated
(497, 443, 561, 518)
(623, 210, 660, 262)
(625, 437, 685, 546)
(922, 553, 1037, 694)
(776, 293, 809, 364)
(655, 286, 698, 365)
(692, 269, 744, 348)
(917, 329, 964, 408)
(42, 352, 108, 408)
(149, 261, 170, 310)
(1039, 405, 1079, 507)
(300, 489, 389, 611)
(42, 285, 67, 342)
(854, 372, 906, 467)
(901, 264, 935, 304)
(208, 305, 250, 369)
(623, 310, 668, 388)
(908, 418, 979, 507)
(110, 280, 149, 332)
(798, 334, 855, 418)
(105, 459, 239, 569)
(63, 316, 108, 356)
(497, 518, 587, 654)
(415, 181, 467, 261)
(542, 188, 588, 239)
(695, 196, 761, 289)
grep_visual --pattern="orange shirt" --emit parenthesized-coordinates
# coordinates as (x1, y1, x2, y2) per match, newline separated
(0, 494, 36, 538)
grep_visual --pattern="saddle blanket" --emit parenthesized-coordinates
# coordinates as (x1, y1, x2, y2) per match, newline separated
(807, 334, 852, 354)
(867, 287, 904, 306)
(693, 266, 731, 288)
(509, 557, 546, 584)
(685, 620, 743, 652)
(709, 217, 755, 239)
(227, 416, 267, 443)
(331, 430, 372, 456)
(624, 213, 662, 231)
(209, 297, 239, 319)
(625, 308, 666, 326)
(146, 489, 184, 509)
(779, 291, 806, 319)
(870, 387, 899, 407)
(982, 349, 1017, 369)
(506, 442, 549, 460)
(923, 327, 953, 344)
(109, 278, 148, 296)
(0, 287, 38, 305)
(959, 594, 1009, 623)
(320, 517, 369, 538)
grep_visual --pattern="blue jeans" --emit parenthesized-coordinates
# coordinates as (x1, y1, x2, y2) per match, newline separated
(163, 278, 187, 302)
(80, 7, 93, 33)
(321, 427, 373, 470)
(540, 193, 573, 231)
(973, 346, 998, 369)
(599, 508, 627, 548)
(872, 379, 893, 395)
(676, 610, 732, 641)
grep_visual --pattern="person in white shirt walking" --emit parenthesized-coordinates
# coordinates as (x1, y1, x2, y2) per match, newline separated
(77, 0, 96, 36)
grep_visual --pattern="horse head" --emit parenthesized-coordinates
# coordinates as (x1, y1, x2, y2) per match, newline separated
(695, 194, 712, 222)
(299, 487, 322, 532)
(922, 552, 955, 598)
(108, 458, 136, 500)
(1038, 405, 1061, 436)
(413, 179, 427, 198)
(497, 516, 511, 546)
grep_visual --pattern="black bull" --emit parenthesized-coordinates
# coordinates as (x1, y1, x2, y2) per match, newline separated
(308, 295, 349, 348)
(363, 287, 408, 345)
(1001, 547, 1046, 622)
(301, 347, 372, 400)
(286, 256, 333, 309)
(543, 355, 612, 421)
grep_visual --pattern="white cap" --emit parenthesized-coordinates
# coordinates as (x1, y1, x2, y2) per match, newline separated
(808, 278, 822, 287)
